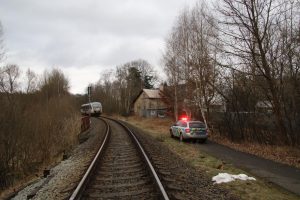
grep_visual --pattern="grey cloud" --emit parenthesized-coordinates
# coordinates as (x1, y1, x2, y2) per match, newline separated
(0, 0, 198, 93)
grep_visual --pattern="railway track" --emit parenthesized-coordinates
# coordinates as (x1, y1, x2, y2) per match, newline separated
(69, 117, 169, 200)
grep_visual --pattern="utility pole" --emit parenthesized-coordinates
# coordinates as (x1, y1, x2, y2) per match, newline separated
(87, 85, 92, 120)
(88, 86, 91, 103)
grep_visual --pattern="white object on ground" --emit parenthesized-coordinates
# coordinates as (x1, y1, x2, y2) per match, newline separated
(212, 173, 256, 184)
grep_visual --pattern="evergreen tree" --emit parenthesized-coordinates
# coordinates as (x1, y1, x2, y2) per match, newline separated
(144, 75, 154, 89)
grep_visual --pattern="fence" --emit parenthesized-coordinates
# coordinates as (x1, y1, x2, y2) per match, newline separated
(81, 116, 90, 132)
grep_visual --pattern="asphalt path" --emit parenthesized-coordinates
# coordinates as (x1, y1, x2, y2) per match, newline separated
(193, 140, 300, 196)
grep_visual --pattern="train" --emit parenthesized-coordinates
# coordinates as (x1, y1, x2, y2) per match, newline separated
(80, 102, 102, 116)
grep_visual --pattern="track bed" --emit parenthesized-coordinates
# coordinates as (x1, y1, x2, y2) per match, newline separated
(81, 119, 161, 199)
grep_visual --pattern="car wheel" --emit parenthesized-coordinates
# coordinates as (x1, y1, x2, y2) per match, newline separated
(179, 133, 184, 142)
(170, 130, 174, 138)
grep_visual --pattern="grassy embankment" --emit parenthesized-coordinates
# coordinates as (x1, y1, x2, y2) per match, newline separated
(122, 116, 299, 200)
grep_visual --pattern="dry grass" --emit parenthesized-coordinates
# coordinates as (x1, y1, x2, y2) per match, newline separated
(124, 116, 299, 200)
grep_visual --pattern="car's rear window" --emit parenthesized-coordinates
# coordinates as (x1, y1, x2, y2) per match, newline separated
(181, 122, 187, 127)
(189, 122, 206, 128)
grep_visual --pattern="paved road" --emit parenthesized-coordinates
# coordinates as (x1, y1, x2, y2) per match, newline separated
(194, 140, 300, 196)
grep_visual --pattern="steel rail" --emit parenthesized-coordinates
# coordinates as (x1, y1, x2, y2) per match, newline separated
(102, 116, 170, 200)
(69, 118, 110, 200)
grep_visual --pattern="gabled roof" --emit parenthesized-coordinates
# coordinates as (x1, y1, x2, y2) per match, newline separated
(143, 89, 161, 99)
(132, 89, 162, 106)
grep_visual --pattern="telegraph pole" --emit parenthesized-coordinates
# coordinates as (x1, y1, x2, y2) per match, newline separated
(88, 86, 91, 103)
(87, 86, 92, 121)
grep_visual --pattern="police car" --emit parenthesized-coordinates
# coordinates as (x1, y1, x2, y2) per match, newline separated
(170, 117, 208, 143)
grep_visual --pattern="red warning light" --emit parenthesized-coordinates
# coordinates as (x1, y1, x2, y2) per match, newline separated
(180, 116, 188, 121)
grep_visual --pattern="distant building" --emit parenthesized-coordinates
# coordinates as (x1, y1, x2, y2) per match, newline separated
(132, 89, 168, 118)
(207, 95, 226, 113)
(256, 101, 273, 113)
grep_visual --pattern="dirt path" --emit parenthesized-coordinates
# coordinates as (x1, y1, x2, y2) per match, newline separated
(194, 140, 300, 196)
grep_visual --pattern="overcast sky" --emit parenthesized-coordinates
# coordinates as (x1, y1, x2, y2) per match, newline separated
(0, 0, 199, 94)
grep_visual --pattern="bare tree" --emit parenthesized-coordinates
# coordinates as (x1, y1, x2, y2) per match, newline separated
(188, 2, 219, 126)
(40, 69, 70, 99)
(92, 70, 120, 114)
(217, 0, 299, 145)
(0, 64, 20, 97)
(163, 2, 220, 124)
(25, 68, 37, 93)
(163, 30, 183, 121)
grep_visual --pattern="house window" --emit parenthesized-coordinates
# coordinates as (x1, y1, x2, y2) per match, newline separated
(151, 110, 156, 116)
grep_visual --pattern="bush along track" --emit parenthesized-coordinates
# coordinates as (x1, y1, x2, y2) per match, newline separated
(8, 118, 106, 200)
